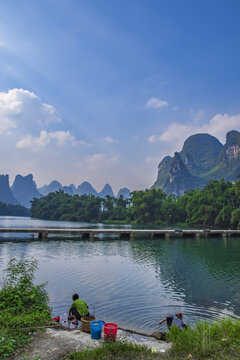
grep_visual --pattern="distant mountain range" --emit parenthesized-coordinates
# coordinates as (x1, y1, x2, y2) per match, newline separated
(152, 130, 240, 196)
(1, 130, 239, 208)
(0, 175, 131, 208)
(38, 180, 130, 199)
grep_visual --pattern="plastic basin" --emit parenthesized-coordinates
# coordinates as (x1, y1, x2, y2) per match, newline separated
(90, 320, 105, 340)
(103, 323, 118, 341)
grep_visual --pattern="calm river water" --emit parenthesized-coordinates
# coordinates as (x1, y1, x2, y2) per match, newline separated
(0, 216, 240, 334)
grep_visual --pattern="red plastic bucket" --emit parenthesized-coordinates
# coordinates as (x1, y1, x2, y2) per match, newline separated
(103, 323, 118, 341)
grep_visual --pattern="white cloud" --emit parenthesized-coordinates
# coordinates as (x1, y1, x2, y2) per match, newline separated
(145, 156, 159, 164)
(85, 153, 118, 170)
(78, 140, 92, 146)
(0, 88, 60, 134)
(15, 130, 76, 150)
(146, 97, 169, 109)
(148, 113, 240, 151)
(0, 116, 17, 134)
(51, 131, 76, 146)
(190, 109, 205, 123)
(104, 136, 115, 143)
(148, 135, 159, 143)
(16, 131, 50, 149)
(204, 113, 240, 141)
(86, 153, 105, 163)
(110, 155, 118, 163)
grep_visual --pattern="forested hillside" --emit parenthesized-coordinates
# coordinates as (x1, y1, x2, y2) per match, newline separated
(31, 178, 240, 229)
(153, 130, 240, 196)
(0, 202, 30, 216)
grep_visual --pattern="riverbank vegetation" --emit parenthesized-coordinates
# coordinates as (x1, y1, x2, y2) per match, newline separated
(0, 201, 30, 217)
(31, 178, 240, 228)
(67, 317, 240, 360)
(0, 258, 51, 358)
(167, 317, 240, 359)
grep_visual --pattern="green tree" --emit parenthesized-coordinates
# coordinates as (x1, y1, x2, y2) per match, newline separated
(0, 258, 51, 358)
(130, 188, 166, 224)
(231, 208, 240, 229)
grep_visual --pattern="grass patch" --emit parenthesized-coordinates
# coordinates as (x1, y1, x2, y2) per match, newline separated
(167, 317, 240, 359)
(0, 257, 51, 358)
(67, 341, 159, 360)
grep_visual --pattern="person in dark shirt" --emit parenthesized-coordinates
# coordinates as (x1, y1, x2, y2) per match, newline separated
(158, 312, 187, 329)
(68, 293, 89, 324)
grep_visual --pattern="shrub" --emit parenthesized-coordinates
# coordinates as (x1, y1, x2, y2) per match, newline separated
(167, 317, 240, 359)
(0, 257, 51, 358)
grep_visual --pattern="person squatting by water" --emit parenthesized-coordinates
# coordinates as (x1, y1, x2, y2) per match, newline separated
(68, 293, 89, 324)
(158, 312, 187, 329)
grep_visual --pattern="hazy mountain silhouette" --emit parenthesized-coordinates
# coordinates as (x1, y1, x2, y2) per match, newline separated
(76, 181, 97, 196)
(98, 184, 115, 198)
(38, 181, 63, 196)
(11, 174, 41, 208)
(117, 188, 131, 198)
(0, 175, 19, 205)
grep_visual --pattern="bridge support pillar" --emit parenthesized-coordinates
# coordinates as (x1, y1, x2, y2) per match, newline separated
(82, 232, 90, 239)
(130, 232, 135, 240)
(38, 231, 48, 240)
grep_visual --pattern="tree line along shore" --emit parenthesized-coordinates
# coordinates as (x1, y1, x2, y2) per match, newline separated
(1, 177, 240, 229)
(29, 178, 240, 229)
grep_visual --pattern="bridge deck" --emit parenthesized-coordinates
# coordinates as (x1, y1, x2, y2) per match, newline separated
(0, 228, 239, 239)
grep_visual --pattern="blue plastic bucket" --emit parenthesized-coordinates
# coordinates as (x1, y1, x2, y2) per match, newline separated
(90, 320, 105, 340)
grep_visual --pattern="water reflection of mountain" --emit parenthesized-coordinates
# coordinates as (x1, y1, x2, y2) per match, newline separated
(129, 237, 240, 316)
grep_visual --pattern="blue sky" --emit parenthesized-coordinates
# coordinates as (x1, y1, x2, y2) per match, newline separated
(0, 0, 240, 193)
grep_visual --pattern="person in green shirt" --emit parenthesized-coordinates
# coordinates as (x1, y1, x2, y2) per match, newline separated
(68, 293, 89, 324)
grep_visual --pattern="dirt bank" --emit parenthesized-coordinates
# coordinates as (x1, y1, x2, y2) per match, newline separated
(13, 325, 172, 360)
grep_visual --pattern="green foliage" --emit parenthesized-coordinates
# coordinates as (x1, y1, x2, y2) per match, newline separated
(130, 189, 166, 224)
(31, 191, 131, 223)
(231, 208, 240, 229)
(130, 188, 181, 224)
(0, 201, 30, 216)
(167, 317, 240, 359)
(181, 180, 239, 227)
(67, 341, 154, 360)
(0, 258, 51, 358)
(30, 178, 240, 228)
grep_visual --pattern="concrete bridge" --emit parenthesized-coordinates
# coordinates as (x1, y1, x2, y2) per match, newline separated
(0, 228, 240, 240)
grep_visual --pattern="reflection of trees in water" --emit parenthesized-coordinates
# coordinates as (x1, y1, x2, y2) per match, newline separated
(1, 236, 240, 318)
(128, 237, 240, 314)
